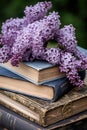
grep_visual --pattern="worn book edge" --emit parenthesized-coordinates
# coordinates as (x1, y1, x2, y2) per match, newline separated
(1, 84, 87, 126)
(1, 104, 87, 130)
(0, 67, 86, 102)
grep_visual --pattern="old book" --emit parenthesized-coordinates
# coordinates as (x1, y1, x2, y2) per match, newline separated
(0, 67, 75, 101)
(0, 60, 64, 85)
(0, 46, 86, 85)
(0, 67, 85, 101)
(0, 83, 87, 127)
(0, 105, 87, 130)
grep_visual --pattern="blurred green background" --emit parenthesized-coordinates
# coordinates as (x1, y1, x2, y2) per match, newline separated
(0, 0, 87, 49)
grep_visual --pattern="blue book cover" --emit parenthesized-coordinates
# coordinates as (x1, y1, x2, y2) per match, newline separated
(0, 46, 87, 101)
(0, 67, 68, 101)
(77, 46, 87, 55)
(0, 46, 86, 85)
(0, 60, 64, 85)
(0, 67, 25, 81)
(24, 60, 55, 71)
(0, 67, 86, 101)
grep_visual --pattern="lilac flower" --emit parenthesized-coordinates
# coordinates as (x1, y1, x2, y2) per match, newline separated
(43, 48, 61, 65)
(24, 1, 52, 23)
(11, 12, 61, 65)
(0, 45, 11, 63)
(56, 24, 77, 52)
(57, 24, 87, 69)
(1, 1, 52, 47)
(1, 18, 25, 34)
(59, 51, 84, 87)
(74, 48, 87, 69)
(0, 1, 87, 87)
(1, 18, 26, 46)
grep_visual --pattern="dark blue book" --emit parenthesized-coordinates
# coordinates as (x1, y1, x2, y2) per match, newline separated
(0, 60, 64, 85)
(0, 67, 72, 102)
(0, 46, 86, 101)
(1, 104, 87, 130)
(0, 67, 86, 102)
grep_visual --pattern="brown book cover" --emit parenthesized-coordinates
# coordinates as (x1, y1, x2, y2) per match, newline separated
(0, 82, 87, 127)
(1, 104, 87, 130)
(0, 105, 87, 130)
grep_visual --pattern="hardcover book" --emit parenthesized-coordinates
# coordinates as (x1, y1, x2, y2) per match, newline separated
(0, 81, 87, 127)
(1, 105, 87, 130)
(0, 46, 86, 86)
(0, 60, 64, 85)
(0, 67, 85, 102)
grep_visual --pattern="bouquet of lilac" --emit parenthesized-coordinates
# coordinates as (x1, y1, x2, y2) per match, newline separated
(0, 1, 87, 87)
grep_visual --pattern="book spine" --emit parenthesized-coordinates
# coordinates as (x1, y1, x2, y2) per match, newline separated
(53, 69, 86, 102)
(0, 106, 41, 130)
(1, 91, 41, 114)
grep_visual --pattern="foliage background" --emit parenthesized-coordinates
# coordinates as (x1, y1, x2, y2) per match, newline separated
(0, 0, 87, 49)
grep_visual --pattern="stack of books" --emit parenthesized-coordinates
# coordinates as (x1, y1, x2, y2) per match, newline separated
(0, 46, 87, 130)
(0, 60, 75, 102)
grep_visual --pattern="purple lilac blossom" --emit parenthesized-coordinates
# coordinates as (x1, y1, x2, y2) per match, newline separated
(1, 18, 25, 35)
(1, 18, 26, 46)
(0, 45, 11, 63)
(1, 1, 52, 46)
(59, 51, 84, 87)
(56, 24, 77, 52)
(74, 48, 87, 69)
(43, 48, 61, 65)
(0, 1, 53, 65)
(0, 1, 87, 87)
(24, 1, 52, 23)
(11, 12, 61, 65)
(56, 24, 87, 70)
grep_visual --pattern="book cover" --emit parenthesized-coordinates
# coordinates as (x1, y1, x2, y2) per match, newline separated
(0, 60, 64, 85)
(0, 67, 68, 101)
(0, 65, 86, 102)
(0, 104, 87, 130)
(1, 83, 87, 127)
(0, 46, 86, 85)
(77, 46, 87, 55)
